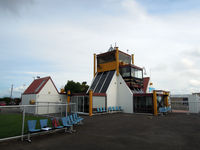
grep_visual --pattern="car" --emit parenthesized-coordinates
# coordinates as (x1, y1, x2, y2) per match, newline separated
(0, 102, 6, 106)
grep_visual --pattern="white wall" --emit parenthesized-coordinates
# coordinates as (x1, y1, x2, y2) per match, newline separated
(93, 96, 106, 108)
(22, 94, 36, 105)
(37, 79, 60, 103)
(188, 95, 200, 113)
(117, 75, 133, 113)
(21, 94, 36, 113)
(59, 94, 68, 103)
(106, 72, 133, 113)
(106, 72, 117, 107)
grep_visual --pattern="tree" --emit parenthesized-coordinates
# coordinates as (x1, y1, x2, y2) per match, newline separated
(0, 97, 11, 105)
(64, 80, 89, 94)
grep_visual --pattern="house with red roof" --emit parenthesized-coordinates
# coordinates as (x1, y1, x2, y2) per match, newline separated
(22, 76, 67, 114)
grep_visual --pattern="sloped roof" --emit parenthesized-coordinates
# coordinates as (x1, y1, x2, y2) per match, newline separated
(143, 77, 150, 93)
(23, 76, 59, 95)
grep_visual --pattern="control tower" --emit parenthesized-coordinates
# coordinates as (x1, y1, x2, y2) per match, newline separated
(87, 46, 170, 115)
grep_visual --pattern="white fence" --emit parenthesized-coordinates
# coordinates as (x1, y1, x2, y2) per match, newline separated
(0, 103, 76, 142)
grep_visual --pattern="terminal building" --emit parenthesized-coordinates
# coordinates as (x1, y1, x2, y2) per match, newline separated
(82, 46, 170, 115)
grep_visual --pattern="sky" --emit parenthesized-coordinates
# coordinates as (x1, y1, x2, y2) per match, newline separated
(0, 0, 200, 97)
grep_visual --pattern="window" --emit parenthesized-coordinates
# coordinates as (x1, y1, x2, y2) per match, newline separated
(119, 52, 131, 64)
(121, 67, 130, 77)
(97, 52, 116, 64)
(131, 68, 143, 79)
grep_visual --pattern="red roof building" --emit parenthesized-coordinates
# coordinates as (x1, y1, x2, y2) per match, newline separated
(23, 76, 59, 95)
(21, 76, 67, 114)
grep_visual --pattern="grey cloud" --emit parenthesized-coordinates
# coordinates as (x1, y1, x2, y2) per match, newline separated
(181, 48, 200, 58)
(152, 63, 168, 72)
(0, 0, 34, 15)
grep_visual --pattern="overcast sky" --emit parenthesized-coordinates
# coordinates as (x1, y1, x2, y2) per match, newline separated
(0, 0, 200, 97)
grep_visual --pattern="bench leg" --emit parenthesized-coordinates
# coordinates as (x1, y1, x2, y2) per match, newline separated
(27, 133, 31, 143)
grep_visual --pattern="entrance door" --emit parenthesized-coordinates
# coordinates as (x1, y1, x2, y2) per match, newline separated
(133, 95, 153, 113)
(71, 96, 89, 114)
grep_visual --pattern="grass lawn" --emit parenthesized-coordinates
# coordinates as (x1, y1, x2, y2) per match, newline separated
(0, 113, 50, 139)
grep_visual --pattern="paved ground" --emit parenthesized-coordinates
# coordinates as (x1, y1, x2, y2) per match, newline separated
(0, 113, 200, 150)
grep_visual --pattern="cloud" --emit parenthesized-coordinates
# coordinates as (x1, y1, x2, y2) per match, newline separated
(23, 71, 47, 76)
(1, 0, 200, 97)
(180, 58, 194, 68)
(184, 47, 200, 58)
(0, 0, 34, 15)
(189, 79, 200, 87)
(121, 0, 147, 19)
(13, 85, 27, 93)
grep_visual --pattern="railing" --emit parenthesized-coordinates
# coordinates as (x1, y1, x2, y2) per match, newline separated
(0, 103, 76, 142)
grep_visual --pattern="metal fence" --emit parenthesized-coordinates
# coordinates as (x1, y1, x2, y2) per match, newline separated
(171, 101, 200, 113)
(0, 103, 76, 142)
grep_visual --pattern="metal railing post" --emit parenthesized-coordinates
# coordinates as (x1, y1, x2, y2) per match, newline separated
(48, 102, 49, 114)
(21, 107, 25, 141)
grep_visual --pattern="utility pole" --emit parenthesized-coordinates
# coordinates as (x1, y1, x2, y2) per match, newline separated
(10, 84, 13, 99)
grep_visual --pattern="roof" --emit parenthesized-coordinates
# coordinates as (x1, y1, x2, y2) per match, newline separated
(23, 76, 59, 95)
(143, 77, 150, 93)
(97, 49, 131, 57)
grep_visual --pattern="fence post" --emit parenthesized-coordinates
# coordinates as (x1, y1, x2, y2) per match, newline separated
(61, 102, 63, 117)
(21, 107, 25, 141)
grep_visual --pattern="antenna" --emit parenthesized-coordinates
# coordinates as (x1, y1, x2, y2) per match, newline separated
(150, 68, 152, 78)
(115, 42, 117, 47)
(108, 44, 114, 51)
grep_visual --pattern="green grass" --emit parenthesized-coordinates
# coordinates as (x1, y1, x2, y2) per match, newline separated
(0, 113, 51, 139)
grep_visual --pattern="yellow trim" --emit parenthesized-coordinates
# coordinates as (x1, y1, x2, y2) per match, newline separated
(94, 53, 96, 77)
(60, 88, 65, 93)
(164, 92, 169, 107)
(97, 61, 116, 72)
(116, 47, 119, 76)
(132, 54, 134, 64)
(29, 100, 35, 105)
(89, 90, 93, 116)
(153, 90, 158, 116)
(67, 90, 71, 113)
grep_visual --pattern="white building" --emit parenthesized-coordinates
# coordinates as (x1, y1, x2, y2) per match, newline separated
(22, 76, 67, 114)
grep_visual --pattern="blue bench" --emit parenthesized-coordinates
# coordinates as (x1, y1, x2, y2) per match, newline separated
(61, 117, 73, 133)
(27, 120, 41, 142)
(159, 107, 171, 114)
